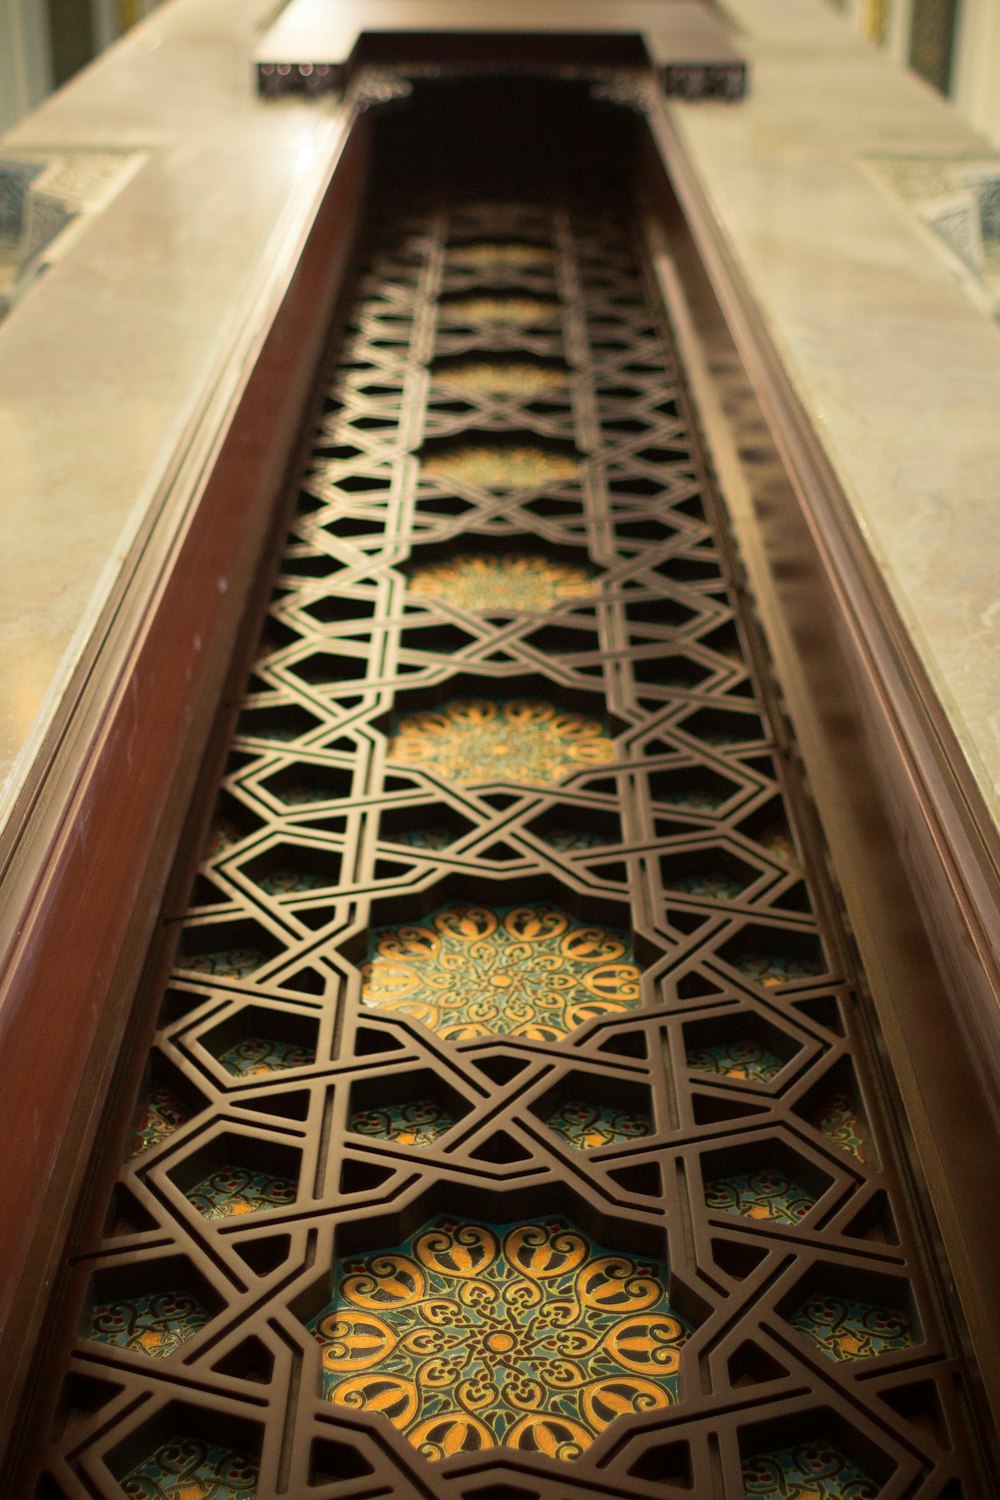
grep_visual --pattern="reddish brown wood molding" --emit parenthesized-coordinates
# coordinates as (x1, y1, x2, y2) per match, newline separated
(0, 113, 371, 1455)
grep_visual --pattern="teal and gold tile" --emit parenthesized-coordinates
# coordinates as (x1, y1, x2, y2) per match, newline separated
(256, 869, 328, 895)
(131, 1087, 188, 1157)
(186, 1166, 296, 1220)
(742, 1441, 879, 1498)
(389, 697, 614, 788)
(446, 241, 553, 268)
(216, 1036, 313, 1078)
(791, 1292, 913, 1362)
(734, 951, 822, 987)
(408, 552, 592, 613)
(439, 294, 559, 325)
(546, 1100, 651, 1150)
(807, 1088, 868, 1164)
(705, 1169, 816, 1226)
(308, 1214, 690, 1460)
(669, 874, 746, 901)
(349, 1100, 455, 1147)
(434, 360, 567, 396)
(87, 1289, 210, 1358)
(177, 949, 264, 980)
(422, 443, 578, 489)
(543, 827, 608, 852)
(385, 827, 455, 851)
(687, 1039, 784, 1085)
(362, 902, 642, 1042)
(121, 1437, 257, 1498)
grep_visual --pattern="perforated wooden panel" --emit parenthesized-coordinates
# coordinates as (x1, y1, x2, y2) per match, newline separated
(29, 193, 989, 1499)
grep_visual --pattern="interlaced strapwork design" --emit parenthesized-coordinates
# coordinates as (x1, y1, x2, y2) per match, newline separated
(29, 198, 986, 1500)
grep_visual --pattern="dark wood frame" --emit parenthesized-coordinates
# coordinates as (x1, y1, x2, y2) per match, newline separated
(639, 109, 1000, 1438)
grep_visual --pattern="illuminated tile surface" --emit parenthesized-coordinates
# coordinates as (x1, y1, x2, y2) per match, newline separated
(546, 1101, 651, 1150)
(705, 1169, 816, 1225)
(131, 1087, 188, 1157)
(742, 1442, 879, 1499)
(422, 443, 578, 488)
(807, 1089, 869, 1164)
(791, 1292, 913, 1362)
(408, 553, 592, 612)
(435, 359, 567, 395)
(88, 1289, 209, 1358)
(686, 1039, 784, 1084)
(447, 241, 553, 268)
(122, 1438, 257, 1498)
(186, 1166, 296, 1220)
(177, 949, 263, 980)
(350, 1100, 456, 1147)
(734, 951, 822, 987)
(440, 294, 559, 324)
(308, 1215, 690, 1460)
(362, 903, 642, 1041)
(389, 698, 613, 787)
(216, 1037, 313, 1078)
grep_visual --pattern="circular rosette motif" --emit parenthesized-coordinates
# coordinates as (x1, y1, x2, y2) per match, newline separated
(361, 903, 644, 1041)
(387, 698, 614, 788)
(407, 553, 592, 613)
(306, 1215, 691, 1461)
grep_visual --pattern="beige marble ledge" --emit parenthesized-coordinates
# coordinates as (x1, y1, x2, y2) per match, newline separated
(667, 15, 1000, 818)
(0, 0, 346, 819)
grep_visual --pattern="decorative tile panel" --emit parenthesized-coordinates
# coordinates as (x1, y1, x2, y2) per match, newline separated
(408, 553, 593, 612)
(307, 1215, 690, 1459)
(741, 1442, 879, 1499)
(24, 129, 988, 1499)
(388, 698, 614, 786)
(362, 903, 642, 1041)
(121, 1438, 258, 1499)
(87, 1290, 210, 1359)
(790, 1293, 913, 1362)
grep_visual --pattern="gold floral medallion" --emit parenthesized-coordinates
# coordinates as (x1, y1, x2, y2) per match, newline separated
(309, 1215, 690, 1460)
(408, 553, 592, 613)
(447, 240, 553, 268)
(421, 443, 578, 489)
(388, 697, 613, 787)
(434, 359, 568, 396)
(439, 294, 559, 325)
(361, 903, 642, 1042)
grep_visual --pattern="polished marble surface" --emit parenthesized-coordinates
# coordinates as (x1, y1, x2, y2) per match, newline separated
(2, 0, 1000, 852)
(0, 0, 344, 820)
(666, 0, 1000, 822)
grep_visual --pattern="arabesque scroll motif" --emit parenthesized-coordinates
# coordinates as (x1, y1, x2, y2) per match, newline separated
(408, 552, 593, 612)
(388, 698, 614, 787)
(310, 1215, 690, 1460)
(362, 902, 643, 1040)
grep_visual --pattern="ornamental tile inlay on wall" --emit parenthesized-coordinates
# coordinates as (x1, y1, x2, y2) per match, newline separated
(88, 1289, 210, 1359)
(24, 161, 990, 1497)
(790, 1293, 913, 1362)
(421, 443, 579, 488)
(131, 1087, 188, 1157)
(388, 698, 614, 786)
(308, 1215, 690, 1460)
(545, 1100, 652, 1150)
(741, 1442, 879, 1500)
(349, 1100, 456, 1146)
(408, 553, 593, 612)
(361, 903, 642, 1041)
(121, 1439, 258, 1499)
(435, 359, 568, 395)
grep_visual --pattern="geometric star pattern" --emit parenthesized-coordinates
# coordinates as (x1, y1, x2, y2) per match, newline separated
(20, 84, 989, 1500)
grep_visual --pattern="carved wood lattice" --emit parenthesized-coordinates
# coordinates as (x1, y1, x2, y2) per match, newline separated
(31, 197, 988, 1499)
